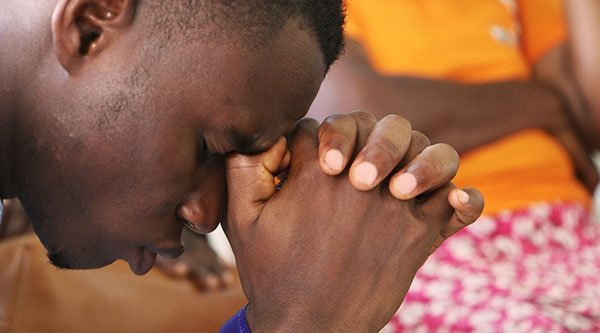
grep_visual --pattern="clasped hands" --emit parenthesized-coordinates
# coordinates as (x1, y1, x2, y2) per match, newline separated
(224, 111, 484, 332)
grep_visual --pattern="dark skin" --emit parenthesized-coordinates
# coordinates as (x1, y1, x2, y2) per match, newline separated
(310, 40, 600, 192)
(0, 0, 484, 330)
(226, 122, 483, 331)
(0, 203, 230, 292)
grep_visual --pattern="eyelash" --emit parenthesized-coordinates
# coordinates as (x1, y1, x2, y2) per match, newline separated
(198, 139, 212, 161)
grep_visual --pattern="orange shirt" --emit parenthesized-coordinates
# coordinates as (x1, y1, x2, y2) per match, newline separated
(346, 0, 590, 214)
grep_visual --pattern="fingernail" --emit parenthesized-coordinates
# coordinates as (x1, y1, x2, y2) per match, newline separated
(393, 173, 417, 196)
(324, 149, 344, 171)
(355, 162, 378, 187)
(456, 189, 470, 205)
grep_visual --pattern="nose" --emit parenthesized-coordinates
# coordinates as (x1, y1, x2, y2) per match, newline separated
(177, 165, 227, 234)
(177, 194, 213, 233)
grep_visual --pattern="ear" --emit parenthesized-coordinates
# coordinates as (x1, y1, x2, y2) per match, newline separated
(52, 0, 135, 74)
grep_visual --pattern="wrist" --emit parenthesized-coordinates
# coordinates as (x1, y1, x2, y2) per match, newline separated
(247, 302, 364, 333)
(246, 303, 309, 333)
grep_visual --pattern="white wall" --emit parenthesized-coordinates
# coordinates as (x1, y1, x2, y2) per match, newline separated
(208, 224, 236, 266)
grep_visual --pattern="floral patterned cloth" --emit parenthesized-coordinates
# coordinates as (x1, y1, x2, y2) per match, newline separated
(385, 202, 600, 333)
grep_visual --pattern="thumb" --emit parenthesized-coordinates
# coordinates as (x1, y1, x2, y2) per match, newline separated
(224, 137, 289, 236)
(429, 187, 484, 254)
(289, 118, 321, 176)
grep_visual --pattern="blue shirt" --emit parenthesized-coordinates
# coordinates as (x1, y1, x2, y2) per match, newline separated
(220, 306, 251, 333)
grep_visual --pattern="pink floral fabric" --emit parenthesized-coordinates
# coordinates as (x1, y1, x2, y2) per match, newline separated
(386, 202, 600, 333)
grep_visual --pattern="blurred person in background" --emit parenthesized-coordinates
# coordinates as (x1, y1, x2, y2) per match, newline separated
(310, 0, 600, 331)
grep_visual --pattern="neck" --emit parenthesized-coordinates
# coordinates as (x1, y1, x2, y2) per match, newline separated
(0, 74, 16, 199)
(0, 3, 22, 199)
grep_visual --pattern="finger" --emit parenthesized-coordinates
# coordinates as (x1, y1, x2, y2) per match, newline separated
(154, 258, 190, 279)
(219, 267, 237, 289)
(399, 131, 431, 165)
(289, 118, 321, 175)
(349, 114, 412, 190)
(349, 111, 378, 155)
(318, 114, 358, 175)
(429, 187, 484, 254)
(410, 184, 455, 255)
(209, 261, 236, 290)
(390, 143, 459, 200)
(204, 260, 230, 291)
(224, 137, 288, 235)
(447, 187, 485, 229)
(190, 268, 221, 292)
(278, 149, 292, 174)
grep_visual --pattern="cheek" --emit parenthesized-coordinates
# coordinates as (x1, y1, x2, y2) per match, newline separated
(23, 136, 194, 248)
(202, 170, 227, 232)
(24, 199, 123, 269)
(19, 110, 196, 258)
(90, 132, 198, 219)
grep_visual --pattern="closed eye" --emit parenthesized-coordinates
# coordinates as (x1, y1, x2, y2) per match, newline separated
(198, 138, 213, 161)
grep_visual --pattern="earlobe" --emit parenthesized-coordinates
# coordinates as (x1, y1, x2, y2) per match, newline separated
(51, 0, 135, 74)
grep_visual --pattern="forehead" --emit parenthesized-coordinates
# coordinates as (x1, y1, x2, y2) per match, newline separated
(141, 20, 327, 150)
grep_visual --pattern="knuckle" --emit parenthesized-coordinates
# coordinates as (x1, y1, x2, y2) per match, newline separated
(319, 114, 356, 142)
(421, 144, 458, 175)
(465, 188, 485, 210)
(405, 219, 437, 248)
(461, 212, 480, 225)
(411, 130, 431, 150)
(455, 207, 481, 226)
(297, 159, 327, 182)
(318, 122, 335, 143)
(432, 143, 459, 161)
(296, 118, 320, 133)
(381, 114, 412, 132)
(370, 136, 403, 162)
(413, 153, 442, 180)
(350, 110, 378, 125)
(323, 113, 351, 125)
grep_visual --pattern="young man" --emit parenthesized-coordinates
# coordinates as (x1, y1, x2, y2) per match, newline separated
(0, 0, 484, 331)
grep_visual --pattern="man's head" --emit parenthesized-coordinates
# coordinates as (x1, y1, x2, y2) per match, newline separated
(8, 0, 344, 274)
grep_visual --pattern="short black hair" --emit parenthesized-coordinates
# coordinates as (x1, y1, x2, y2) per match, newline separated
(139, 0, 346, 68)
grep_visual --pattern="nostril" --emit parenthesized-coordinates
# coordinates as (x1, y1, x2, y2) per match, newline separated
(177, 197, 210, 234)
(183, 219, 203, 234)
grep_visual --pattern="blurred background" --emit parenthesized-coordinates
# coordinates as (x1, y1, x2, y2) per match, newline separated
(2, 0, 600, 332)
